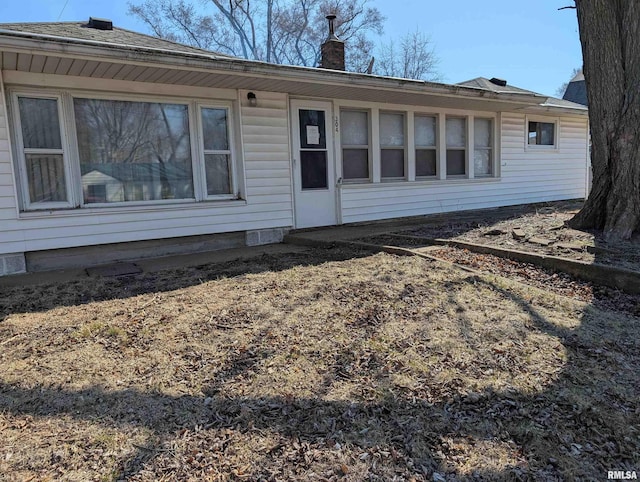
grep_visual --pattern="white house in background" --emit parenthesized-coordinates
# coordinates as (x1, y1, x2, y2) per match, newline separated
(0, 18, 589, 275)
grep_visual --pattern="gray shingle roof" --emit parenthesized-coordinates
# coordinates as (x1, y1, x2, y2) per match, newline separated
(458, 77, 587, 111)
(0, 21, 233, 58)
(456, 77, 537, 95)
(563, 80, 588, 106)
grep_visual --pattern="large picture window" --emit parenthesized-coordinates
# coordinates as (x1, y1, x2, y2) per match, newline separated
(11, 90, 237, 211)
(74, 99, 194, 204)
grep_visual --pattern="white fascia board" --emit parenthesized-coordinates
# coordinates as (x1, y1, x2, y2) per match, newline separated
(0, 30, 553, 110)
(521, 104, 589, 117)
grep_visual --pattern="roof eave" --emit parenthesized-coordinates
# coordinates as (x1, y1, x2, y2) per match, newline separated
(0, 30, 579, 112)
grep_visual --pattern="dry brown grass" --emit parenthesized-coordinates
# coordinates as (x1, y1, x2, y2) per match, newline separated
(0, 248, 638, 481)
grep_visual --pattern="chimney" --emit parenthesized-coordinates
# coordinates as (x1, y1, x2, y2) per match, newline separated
(87, 17, 113, 31)
(320, 14, 345, 71)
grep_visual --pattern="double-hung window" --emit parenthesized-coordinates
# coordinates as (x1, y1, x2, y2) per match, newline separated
(415, 115, 437, 178)
(201, 106, 233, 197)
(446, 117, 467, 177)
(11, 91, 237, 211)
(473, 118, 493, 177)
(15, 95, 72, 209)
(340, 109, 370, 181)
(380, 112, 405, 180)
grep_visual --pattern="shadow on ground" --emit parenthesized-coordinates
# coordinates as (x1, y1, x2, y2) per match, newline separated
(0, 256, 638, 480)
(0, 247, 372, 320)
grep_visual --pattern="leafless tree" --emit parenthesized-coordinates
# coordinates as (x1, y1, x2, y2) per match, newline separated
(375, 30, 440, 81)
(128, 0, 384, 71)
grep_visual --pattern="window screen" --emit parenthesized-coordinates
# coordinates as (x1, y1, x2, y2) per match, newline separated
(18, 97, 68, 204)
(415, 115, 437, 177)
(341, 110, 369, 181)
(446, 117, 466, 176)
(380, 112, 405, 179)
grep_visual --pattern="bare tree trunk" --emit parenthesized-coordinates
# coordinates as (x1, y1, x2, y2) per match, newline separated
(569, 0, 640, 240)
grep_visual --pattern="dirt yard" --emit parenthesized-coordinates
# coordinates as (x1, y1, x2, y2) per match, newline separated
(0, 246, 638, 481)
(398, 200, 640, 273)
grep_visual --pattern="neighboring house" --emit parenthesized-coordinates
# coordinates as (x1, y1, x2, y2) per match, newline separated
(0, 18, 590, 275)
(562, 70, 588, 106)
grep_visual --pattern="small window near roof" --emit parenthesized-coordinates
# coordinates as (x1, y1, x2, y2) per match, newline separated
(528, 121, 556, 147)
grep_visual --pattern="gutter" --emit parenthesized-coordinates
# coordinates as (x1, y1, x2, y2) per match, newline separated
(0, 29, 549, 108)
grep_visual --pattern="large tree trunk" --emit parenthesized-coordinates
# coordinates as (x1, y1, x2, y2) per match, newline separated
(569, 0, 640, 240)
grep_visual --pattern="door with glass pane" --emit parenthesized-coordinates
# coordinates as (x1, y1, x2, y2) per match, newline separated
(290, 100, 337, 228)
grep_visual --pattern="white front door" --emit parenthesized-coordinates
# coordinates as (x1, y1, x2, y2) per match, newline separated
(291, 100, 337, 229)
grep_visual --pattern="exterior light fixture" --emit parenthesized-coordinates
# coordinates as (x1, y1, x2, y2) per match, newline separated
(247, 92, 257, 107)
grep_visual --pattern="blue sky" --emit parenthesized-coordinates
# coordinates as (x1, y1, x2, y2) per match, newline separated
(0, 0, 582, 97)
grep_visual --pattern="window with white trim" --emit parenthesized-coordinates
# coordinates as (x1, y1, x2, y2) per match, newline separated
(527, 120, 556, 147)
(473, 118, 493, 177)
(15, 95, 72, 209)
(380, 112, 405, 180)
(10, 90, 238, 211)
(74, 98, 194, 204)
(340, 109, 370, 181)
(338, 107, 498, 183)
(415, 114, 437, 178)
(201, 106, 233, 196)
(446, 117, 466, 177)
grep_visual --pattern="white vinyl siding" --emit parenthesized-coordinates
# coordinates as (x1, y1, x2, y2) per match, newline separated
(0, 79, 293, 256)
(0, 68, 588, 258)
(340, 113, 588, 224)
(0, 73, 18, 228)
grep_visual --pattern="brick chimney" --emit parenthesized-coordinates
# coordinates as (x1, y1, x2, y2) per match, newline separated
(320, 14, 345, 71)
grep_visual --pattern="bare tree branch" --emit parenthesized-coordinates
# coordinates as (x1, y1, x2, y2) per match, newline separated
(128, 0, 436, 78)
